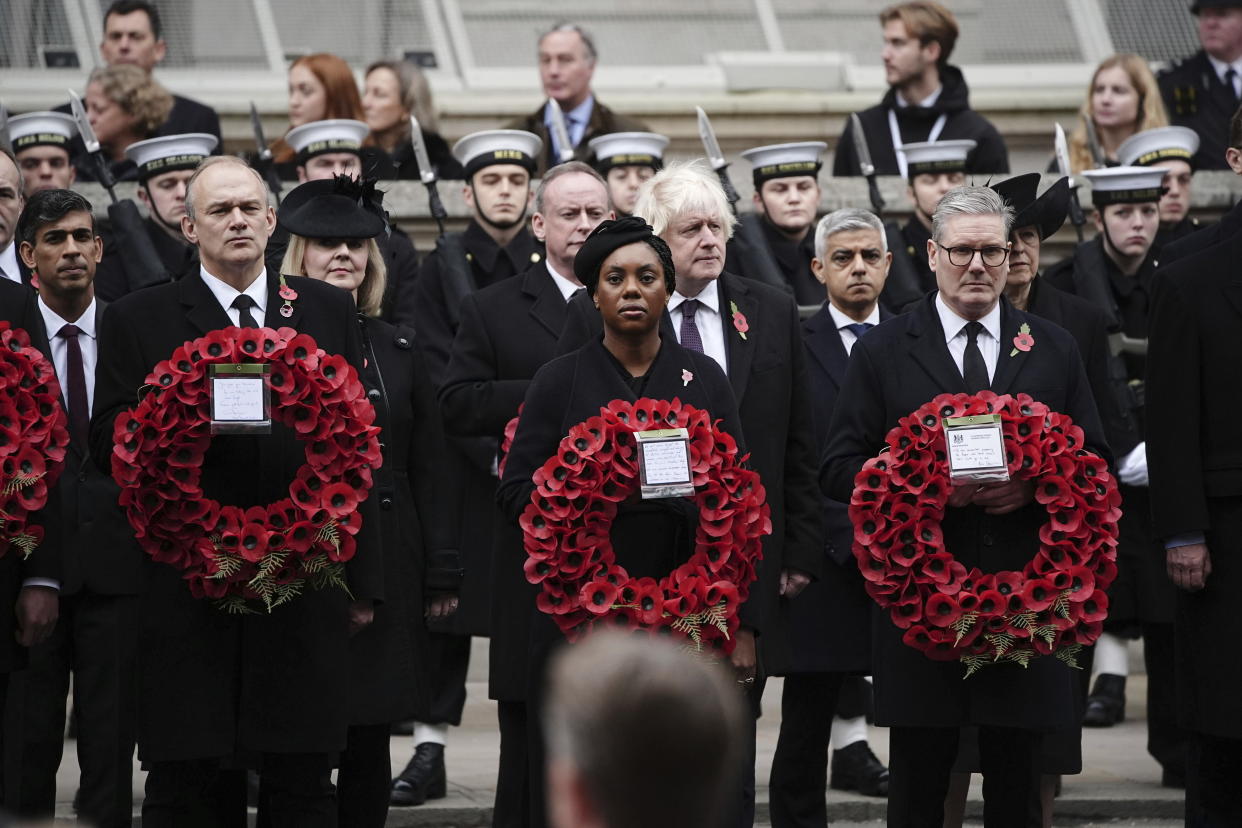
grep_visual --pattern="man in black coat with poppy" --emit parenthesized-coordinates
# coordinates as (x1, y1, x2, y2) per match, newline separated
(821, 186, 1106, 826)
(91, 156, 382, 828)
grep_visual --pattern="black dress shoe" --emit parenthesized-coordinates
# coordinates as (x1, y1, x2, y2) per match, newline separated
(829, 741, 889, 797)
(1082, 673, 1126, 727)
(390, 742, 447, 806)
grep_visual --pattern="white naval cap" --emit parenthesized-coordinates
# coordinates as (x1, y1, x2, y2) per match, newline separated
(1082, 166, 1168, 206)
(1117, 126, 1201, 169)
(452, 129, 542, 177)
(587, 132, 670, 172)
(285, 119, 369, 159)
(124, 133, 219, 179)
(740, 141, 827, 184)
(897, 139, 977, 178)
(9, 112, 77, 152)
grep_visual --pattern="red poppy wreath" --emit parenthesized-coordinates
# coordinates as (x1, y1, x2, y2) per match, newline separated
(0, 322, 69, 558)
(849, 392, 1120, 676)
(519, 398, 770, 655)
(111, 327, 382, 613)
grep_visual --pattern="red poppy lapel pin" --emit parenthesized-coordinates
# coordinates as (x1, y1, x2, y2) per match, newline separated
(277, 275, 298, 318)
(729, 300, 749, 340)
(1010, 322, 1034, 357)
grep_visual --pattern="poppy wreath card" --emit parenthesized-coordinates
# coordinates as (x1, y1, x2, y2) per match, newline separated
(110, 326, 382, 613)
(849, 391, 1120, 676)
(516, 398, 769, 655)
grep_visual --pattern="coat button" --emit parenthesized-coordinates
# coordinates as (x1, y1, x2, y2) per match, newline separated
(395, 336, 411, 349)
(380, 497, 393, 510)
(367, 388, 382, 400)
(981, 533, 994, 547)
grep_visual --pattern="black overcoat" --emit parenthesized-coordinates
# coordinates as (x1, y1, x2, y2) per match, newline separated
(821, 294, 1107, 729)
(1158, 51, 1235, 172)
(90, 271, 383, 761)
(1148, 233, 1242, 737)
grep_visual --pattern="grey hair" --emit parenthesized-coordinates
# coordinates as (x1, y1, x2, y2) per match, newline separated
(539, 22, 598, 62)
(533, 160, 609, 215)
(931, 185, 1014, 243)
(184, 155, 268, 221)
(632, 159, 738, 241)
(814, 208, 887, 259)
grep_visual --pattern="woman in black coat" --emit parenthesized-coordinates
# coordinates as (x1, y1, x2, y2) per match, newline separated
(277, 176, 461, 827)
(495, 217, 748, 828)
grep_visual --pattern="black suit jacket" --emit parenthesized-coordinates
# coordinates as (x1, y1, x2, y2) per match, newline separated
(1159, 51, 1235, 172)
(821, 294, 1106, 728)
(557, 272, 824, 675)
(1162, 198, 1242, 265)
(504, 98, 648, 176)
(90, 270, 382, 761)
(439, 262, 573, 700)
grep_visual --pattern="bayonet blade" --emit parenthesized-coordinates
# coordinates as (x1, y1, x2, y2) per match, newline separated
(849, 112, 875, 177)
(1083, 115, 1106, 168)
(696, 106, 727, 171)
(408, 114, 438, 185)
(250, 102, 272, 162)
(1054, 123, 1073, 182)
(546, 98, 575, 165)
(68, 90, 100, 155)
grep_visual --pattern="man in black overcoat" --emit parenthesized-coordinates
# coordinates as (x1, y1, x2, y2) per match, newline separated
(769, 208, 893, 826)
(1148, 230, 1242, 823)
(821, 186, 1107, 826)
(90, 156, 382, 828)
(1162, 104, 1242, 264)
(5, 190, 143, 828)
(438, 162, 613, 828)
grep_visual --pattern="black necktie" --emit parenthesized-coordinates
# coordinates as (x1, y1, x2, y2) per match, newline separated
(1227, 68, 1239, 103)
(844, 322, 874, 340)
(58, 324, 90, 445)
(232, 295, 260, 328)
(679, 299, 704, 353)
(961, 321, 990, 392)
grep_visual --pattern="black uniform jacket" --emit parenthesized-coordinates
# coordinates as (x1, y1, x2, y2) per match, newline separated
(821, 294, 1106, 728)
(505, 98, 648, 177)
(1148, 233, 1242, 737)
(725, 214, 822, 306)
(557, 272, 823, 675)
(1159, 51, 1235, 172)
(1161, 199, 1241, 265)
(786, 303, 892, 675)
(90, 271, 382, 761)
(95, 216, 197, 303)
(402, 223, 542, 637)
(832, 64, 1009, 177)
(438, 262, 573, 700)
(386, 130, 465, 181)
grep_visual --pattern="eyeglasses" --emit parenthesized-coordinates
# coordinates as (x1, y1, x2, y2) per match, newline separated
(938, 243, 1010, 268)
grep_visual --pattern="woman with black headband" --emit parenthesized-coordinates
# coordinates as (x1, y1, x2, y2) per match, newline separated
(276, 176, 461, 828)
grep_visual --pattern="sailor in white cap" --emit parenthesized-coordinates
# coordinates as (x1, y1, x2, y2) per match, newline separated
(723, 142, 827, 306)
(8, 111, 78, 194)
(882, 139, 976, 308)
(1045, 163, 1176, 762)
(587, 131, 668, 217)
(285, 118, 370, 182)
(1118, 125, 1202, 246)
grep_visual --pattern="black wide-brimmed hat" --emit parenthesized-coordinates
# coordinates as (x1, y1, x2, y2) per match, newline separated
(990, 173, 1070, 241)
(277, 175, 386, 239)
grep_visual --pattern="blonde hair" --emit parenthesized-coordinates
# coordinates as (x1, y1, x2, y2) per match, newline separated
(281, 234, 387, 317)
(1069, 54, 1168, 174)
(633, 159, 738, 241)
(88, 63, 173, 137)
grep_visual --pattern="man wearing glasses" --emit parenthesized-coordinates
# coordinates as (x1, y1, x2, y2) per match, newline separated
(821, 186, 1106, 826)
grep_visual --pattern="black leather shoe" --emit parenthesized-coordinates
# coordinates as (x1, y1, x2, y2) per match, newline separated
(390, 742, 447, 806)
(1082, 673, 1126, 727)
(829, 741, 889, 797)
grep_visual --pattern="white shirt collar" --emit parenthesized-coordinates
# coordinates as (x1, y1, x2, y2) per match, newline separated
(200, 266, 269, 318)
(0, 241, 20, 283)
(543, 260, 584, 302)
(895, 85, 943, 109)
(38, 296, 97, 339)
(669, 281, 721, 314)
(935, 292, 1001, 345)
(1207, 54, 1242, 84)
(827, 302, 880, 330)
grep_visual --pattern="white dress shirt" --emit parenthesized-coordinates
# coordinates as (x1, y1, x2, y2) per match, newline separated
(935, 293, 1001, 383)
(0, 241, 21, 284)
(668, 283, 728, 373)
(1207, 54, 1242, 98)
(544, 260, 585, 302)
(827, 302, 881, 356)
(201, 267, 269, 325)
(38, 296, 98, 416)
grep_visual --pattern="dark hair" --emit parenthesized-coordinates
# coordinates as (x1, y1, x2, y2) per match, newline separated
(879, 1, 958, 64)
(581, 236, 676, 297)
(17, 189, 95, 247)
(104, 0, 161, 40)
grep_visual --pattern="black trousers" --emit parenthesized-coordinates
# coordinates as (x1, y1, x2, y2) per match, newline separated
(493, 700, 530, 828)
(1142, 622, 1187, 777)
(145, 753, 334, 828)
(717, 675, 764, 828)
(768, 672, 847, 828)
(1187, 733, 1242, 826)
(887, 725, 1042, 828)
(3, 591, 139, 828)
(419, 632, 470, 726)
(337, 723, 391, 828)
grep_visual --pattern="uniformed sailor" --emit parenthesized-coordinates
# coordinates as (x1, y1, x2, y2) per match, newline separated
(587, 131, 668, 217)
(1117, 126, 1204, 250)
